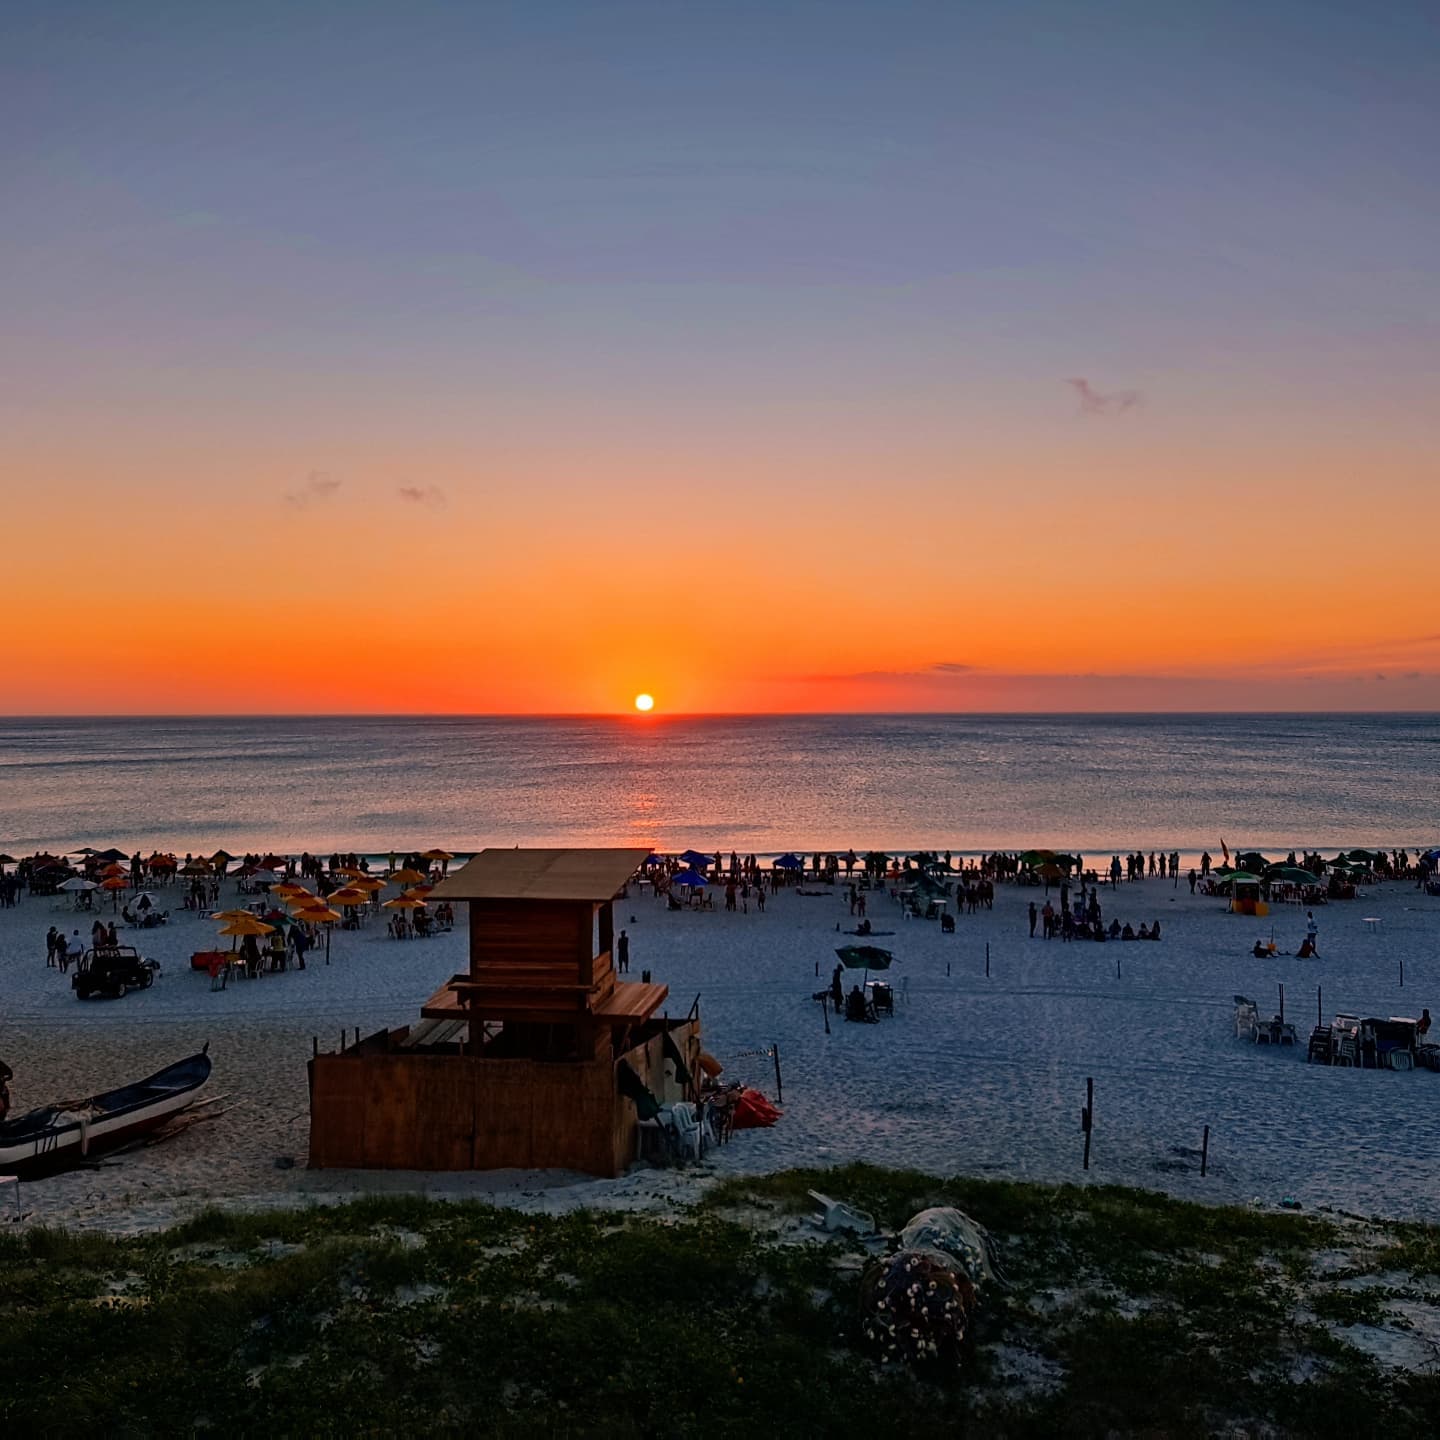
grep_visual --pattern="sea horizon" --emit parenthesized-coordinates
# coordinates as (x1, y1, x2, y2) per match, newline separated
(3, 712, 1435, 859)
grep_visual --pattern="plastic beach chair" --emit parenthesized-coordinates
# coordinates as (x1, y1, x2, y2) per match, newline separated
(808, 1190, 877, 1236)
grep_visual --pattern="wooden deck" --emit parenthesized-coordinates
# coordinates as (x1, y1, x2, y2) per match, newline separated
(591, 981, 668, 1024)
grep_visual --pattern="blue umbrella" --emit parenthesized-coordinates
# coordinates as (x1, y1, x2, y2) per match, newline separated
(671, 868, 708, 888)
(678, 849, 712, 868)
(1422, 848, 1440, 867)
(643, 853, 666, 867)
(773, 853, 804, 870)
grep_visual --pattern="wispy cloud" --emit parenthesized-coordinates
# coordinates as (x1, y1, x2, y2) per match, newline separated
(803, 661, 977, 683)
(397, 484, 446, 509)
(284, 470, 342, 507)
(1066, 377, 1142, 416)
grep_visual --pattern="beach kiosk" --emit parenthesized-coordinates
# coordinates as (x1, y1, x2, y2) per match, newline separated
(308, 847, 699, 1176)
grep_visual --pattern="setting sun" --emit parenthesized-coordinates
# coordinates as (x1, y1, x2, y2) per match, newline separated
(634, 693, 655, 713)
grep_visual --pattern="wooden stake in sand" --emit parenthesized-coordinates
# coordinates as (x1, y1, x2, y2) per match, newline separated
(772, 1043, 784, 1104)
(1082, 1078, 1094, 1170)
(1201, 1124, 1210, 1178)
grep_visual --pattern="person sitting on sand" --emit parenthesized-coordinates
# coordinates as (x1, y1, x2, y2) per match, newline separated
(1137, 923, 1150, 940)
(855, 917, 872, 936)
(1121, 923, 1136, 940)
(0, 1057, 12, 1122)
(1108, 919, 1121, 939)
(1253, 940, 1268, 958)
(1296, 937, 1317, 959)
(845, 985, 872, 1023)
(1149, 920, 1161, 941)
(1419, 1009, 1432, 1039)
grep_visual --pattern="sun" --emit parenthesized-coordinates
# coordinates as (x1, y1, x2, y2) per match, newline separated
(633, 693, 655, 713)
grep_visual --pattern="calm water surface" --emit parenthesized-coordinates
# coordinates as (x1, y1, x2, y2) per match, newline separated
(0, 713, 1435, 856)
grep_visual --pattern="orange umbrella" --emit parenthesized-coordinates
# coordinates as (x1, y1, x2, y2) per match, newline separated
(101, 876, 129, 891)
(102, 863, 126, 878)
(383, 895, 426, 910)
(405, 884, 434, 898)
(389, 867, 426, 884)
(327, 889, 368, 907)
(421, 849, 453, 861)
(271, 882, 309, 898)
(335, 864, 367, 879)
(349, 875, 384, 893)
(217, 916, 274, 937)
(294, 906, 341, 924)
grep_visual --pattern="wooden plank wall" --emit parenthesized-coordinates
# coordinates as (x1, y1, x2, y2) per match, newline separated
(309, 1051, 622, 1176)
(469, 900, 592, 978)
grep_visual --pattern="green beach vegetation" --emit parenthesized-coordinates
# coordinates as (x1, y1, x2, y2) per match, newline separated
(2, 1166, 1437, 1436)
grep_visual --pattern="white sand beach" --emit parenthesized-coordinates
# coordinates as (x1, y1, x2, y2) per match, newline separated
(2, 866, 1436, 1232)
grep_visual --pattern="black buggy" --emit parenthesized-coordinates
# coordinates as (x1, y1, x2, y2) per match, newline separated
(71, 946, 160, 1000)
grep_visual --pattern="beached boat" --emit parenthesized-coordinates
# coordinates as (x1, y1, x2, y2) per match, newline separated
(0, 1048, 211, 1178)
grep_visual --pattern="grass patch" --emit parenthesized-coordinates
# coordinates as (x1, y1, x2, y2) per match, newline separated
(1, 1169, 1436, 1436)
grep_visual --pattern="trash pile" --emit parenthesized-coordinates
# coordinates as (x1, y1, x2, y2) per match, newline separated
(859, 1206, 997, 1369)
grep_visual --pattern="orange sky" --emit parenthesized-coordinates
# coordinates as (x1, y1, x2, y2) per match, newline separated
(5, 433, 1438, 714)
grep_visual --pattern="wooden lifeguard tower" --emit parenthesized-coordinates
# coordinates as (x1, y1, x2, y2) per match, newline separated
(308, 848, 700, 1177)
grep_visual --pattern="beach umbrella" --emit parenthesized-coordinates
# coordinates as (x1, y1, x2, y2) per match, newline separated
(271, 881, 308, 897)
(1235, 852, 1269, 873)
(59, 877, 99, 892)
(421, 848, 454, 861)
(1265, 865, 1319, 886)
(1422, 848, 1440, 867)
(349, 875, 384, 892)
(772, 853, 804, 870)
(295, 906, 340, 923)
(404, 884, 434, 899)
(327, 888, 369, 907)
(217, 916, 274, 937)
(96, 848, 128, 862)
(835, 945, 895, 970)
(383, 895, 426, 909)
(678, 849, 712, 869)
(670, 869, 708, 888)
(0, 854, 17, 866)
(642, 853, 666, 867)
(1019, 849, 1056, 867)
(390, 867, 426, 884)
(1033, 862, 1066, 882)
(335, 864, 366, 879)
(212, 908, 257, 921)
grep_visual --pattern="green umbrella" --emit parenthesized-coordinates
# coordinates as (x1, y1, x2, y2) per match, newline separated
(835, 945, 894, 971)
(1265, 865, 1319, 885)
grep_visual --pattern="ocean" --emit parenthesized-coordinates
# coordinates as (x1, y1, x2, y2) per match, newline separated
(1, 713, 1436, 858)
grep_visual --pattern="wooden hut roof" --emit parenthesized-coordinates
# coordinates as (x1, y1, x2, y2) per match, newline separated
(428, 847, 651, 903)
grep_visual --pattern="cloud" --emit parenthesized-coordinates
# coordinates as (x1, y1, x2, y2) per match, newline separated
(397, 484, 447, 509)
(284, 470, 342, 507)
(802, 661, 977, 683)
(1066, 377, 1142, 416)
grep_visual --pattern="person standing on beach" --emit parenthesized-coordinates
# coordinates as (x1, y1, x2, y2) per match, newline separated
(1305, 912, 1319, 955)
(1028, 901, 1037, 937)
(1188, 868, 1197, 894)
(617, 929, 630, 973)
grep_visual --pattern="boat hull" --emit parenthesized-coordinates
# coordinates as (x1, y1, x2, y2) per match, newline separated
(0, 1051, 211, 1179)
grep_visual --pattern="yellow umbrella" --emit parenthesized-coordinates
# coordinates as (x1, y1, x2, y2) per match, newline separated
(295, 906, 341, 923)
(335, 864, 366, 879)
(421, 849, 453, 861)
(349, 875, 384, 893)
(390, 867, 426, 884)
(271, 882, 308, 897)
(327, 889, 369, 907)
(405, 884, 434, 899)
(217, 916, 275, 937)
(383, 895, 426, 910)
(212, 908, 257, 921)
